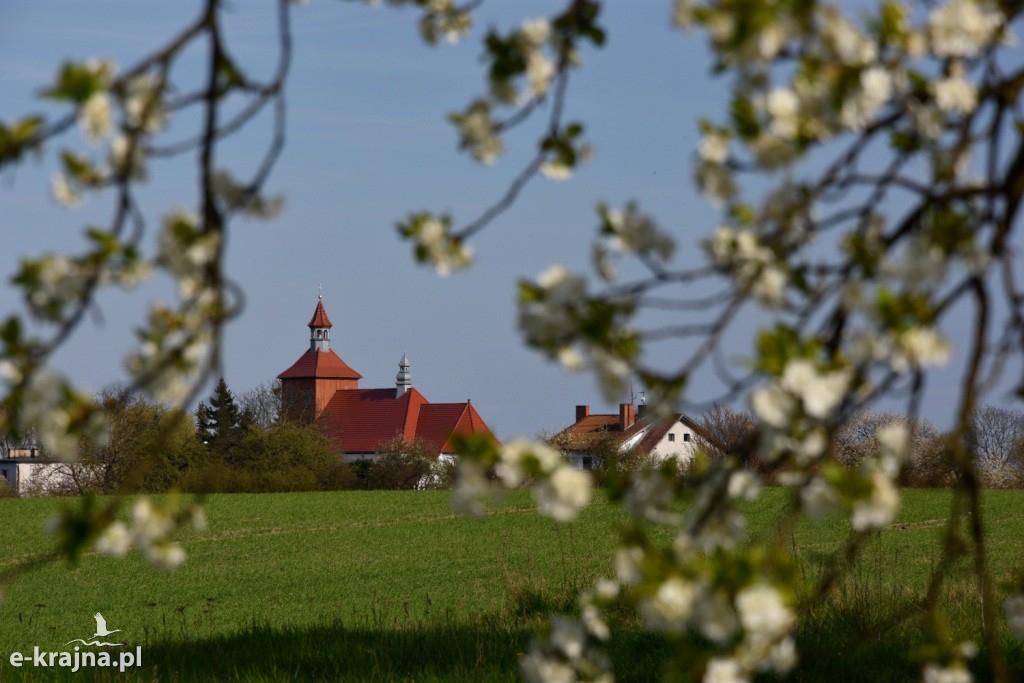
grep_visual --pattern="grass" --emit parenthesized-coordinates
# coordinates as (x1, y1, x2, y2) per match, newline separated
(0, 488, 1021, 681)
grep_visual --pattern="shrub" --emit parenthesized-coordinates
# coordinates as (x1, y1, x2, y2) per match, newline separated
(362, 436, 436, 490)
(182, 421, 355, 493)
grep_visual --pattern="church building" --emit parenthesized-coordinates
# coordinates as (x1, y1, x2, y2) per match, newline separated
(277, 297, 499, 460)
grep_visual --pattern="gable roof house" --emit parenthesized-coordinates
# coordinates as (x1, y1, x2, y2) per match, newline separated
(277, 298, 499, 459)
(553, 403, 716, 471)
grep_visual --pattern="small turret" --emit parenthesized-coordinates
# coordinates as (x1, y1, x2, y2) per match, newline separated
(396, 351, 412, 397)
(308, 296, 332, 352)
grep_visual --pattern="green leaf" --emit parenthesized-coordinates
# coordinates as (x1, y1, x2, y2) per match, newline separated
(40, 61, 104, 103)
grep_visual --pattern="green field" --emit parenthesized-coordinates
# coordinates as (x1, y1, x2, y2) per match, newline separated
(0, 489, 1022, 681)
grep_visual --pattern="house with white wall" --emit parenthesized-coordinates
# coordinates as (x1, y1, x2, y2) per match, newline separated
(0, 446, 74, 496)
(553, 403, 715, 471)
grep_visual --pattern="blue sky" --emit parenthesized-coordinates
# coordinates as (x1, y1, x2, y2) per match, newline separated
(1, 1, 1017, 439)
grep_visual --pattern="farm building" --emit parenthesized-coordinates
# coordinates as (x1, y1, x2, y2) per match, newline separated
(553, 403, 714, 470)
(277, 297, 499, 460)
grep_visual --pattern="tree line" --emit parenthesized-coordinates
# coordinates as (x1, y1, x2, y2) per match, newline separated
(544, 404, 1024, 490)
(2, 379, 452, 496)
(694, 404, 1024, 489)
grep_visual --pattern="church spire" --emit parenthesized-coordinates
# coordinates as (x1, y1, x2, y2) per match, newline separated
(396, 351, 412, 397)
(308, 295, 332, 352)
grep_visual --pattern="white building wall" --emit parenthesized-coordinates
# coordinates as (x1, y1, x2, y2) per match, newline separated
(0, 461, 78, 496)
(649, 420, 699, 467)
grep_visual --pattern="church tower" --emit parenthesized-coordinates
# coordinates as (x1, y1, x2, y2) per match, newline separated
(278, 296, 362, 422)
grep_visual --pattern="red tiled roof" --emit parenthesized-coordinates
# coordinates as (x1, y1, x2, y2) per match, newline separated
(318, 388, 498, 456)
(415, 402, 498, 454)
(561, 413, 622, 440)
(308, 300, 333, 329)
(320, 388, 425, 452)
(277, 349, 362, 380)
(621, 415, 676, 453)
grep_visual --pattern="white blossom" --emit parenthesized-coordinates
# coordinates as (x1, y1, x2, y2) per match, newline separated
(79, 92, 113, 142)
(699, 131, 730, 164)
(95, 521, 131, 557)
(928, 0, 1003, 58)
(451, 459, 491, 516)
(603, 203, 674, 260)
(840, 67, 892, 129)
(124, 74, 167, 133)
(520, 648, 575, 683)
(727, 470, 761, 501)
(641, 576, 698, 633)
(132, 498, 175, 543)
(735, 584, 793, 639)
(1004, 594, 1024, 639)
(454, 102, 502, 164)
(51, 173, 82, 207)
(593, 351, 631, 403)
(533, 465, 592, 522)
(0, 360, 22, 385)
(933, 75, 977, 114)
(405, 216, 474, 276)
(922, 663, 973, 683)
(751, 264, 788, 306)
(22, 370, 77, 459)
(801, 477, 840, 519)
(694, 159, 737, 206)
(750, 134, 798, 169)
(782, 361, 850, 419)
(615, 545, 645, 585)
(763, 636, 798, 674)
(703, 657, 748, 683)
(109, 134, 147, 180)
(696, 592, 740, 644)
(541, 159, 574, 181)
(750, 384, 796, 429)
(765, 88, 800, 140)
(822, 10, 877, 65)
(893, 327, 951, 372)
(549, 617, 587, 660)
(521, 18, 551, 46)
(526, 52, 556, 98)
(851, 469, 900, 531)
(143, 542, 187, 571)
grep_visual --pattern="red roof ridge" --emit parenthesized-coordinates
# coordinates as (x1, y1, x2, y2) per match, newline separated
(277, 349, 362, 380)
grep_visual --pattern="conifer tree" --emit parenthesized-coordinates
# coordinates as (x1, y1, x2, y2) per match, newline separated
(194, 401, 214, 446)
(197, 378, 245, 463)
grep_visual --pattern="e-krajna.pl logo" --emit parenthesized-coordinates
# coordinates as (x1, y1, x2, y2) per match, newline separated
(8, 612, 142, 673)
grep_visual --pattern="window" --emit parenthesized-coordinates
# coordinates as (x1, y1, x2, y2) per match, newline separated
(668, 433, 676, 442)
(683, 433, 691, 442)
(316, 330, 322, 339)
(0, 469, 9, 484)
(582, 456, 593, 470)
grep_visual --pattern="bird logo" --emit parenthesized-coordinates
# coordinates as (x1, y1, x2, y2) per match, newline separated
(64, 613, 124, 647)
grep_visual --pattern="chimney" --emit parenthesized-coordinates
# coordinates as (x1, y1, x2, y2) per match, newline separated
(619, 403, 636, 430)
(637, 403, 648, 419)
(575, 405, 590, 423)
